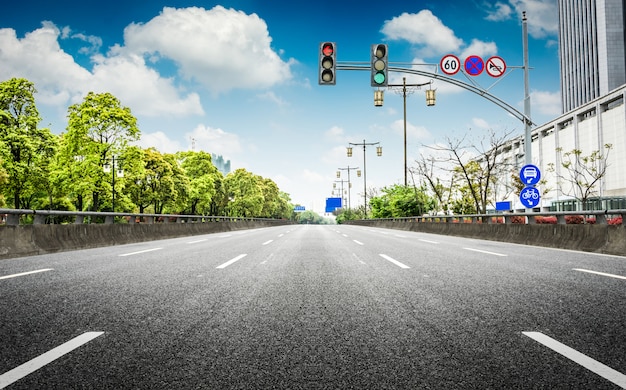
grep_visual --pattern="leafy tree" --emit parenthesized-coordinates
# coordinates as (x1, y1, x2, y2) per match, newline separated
(369, 184, 435, 218)
(548, 144, 613, 210)
(176, 150, 220, 215)
(224, 168, 264, 217)
(0, 78, 57, 209)
(64, 92, 140, 211)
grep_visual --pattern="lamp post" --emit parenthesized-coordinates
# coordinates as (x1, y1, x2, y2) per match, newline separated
(103, 155, 124, 213)
(337, 166, 359, 209)
(376, 77, 435, 185)
(333, 180, 350, 209)
(347, 140, 382, 218)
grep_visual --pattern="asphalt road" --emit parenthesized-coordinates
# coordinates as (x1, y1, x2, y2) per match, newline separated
(0, 225, 625, 389)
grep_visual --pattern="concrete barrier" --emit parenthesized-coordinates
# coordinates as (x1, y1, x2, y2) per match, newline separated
(0, 220, 291, 260)
(347, 220, 626, 256)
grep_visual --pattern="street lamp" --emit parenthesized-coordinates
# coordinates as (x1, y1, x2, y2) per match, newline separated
(337, 166, 359, 209)
(347, 140, 382, 218)
(378, 77, 436, 186)
(103, 155, 124, 213)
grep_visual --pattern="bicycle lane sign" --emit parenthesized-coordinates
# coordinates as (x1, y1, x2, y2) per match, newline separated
(520, 186, 540, 208)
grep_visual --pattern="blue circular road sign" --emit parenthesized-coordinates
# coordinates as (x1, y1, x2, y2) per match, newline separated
(520, 186, 541, 208)
(520, 164, 541, 186)
(464, 55, 484, 76)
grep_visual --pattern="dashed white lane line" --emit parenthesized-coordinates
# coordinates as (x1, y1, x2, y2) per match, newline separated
(379, 254, 411, 269)
(119, 248, 162, 257)
(523, 331, 626, 388)
(573, 268, 626, 280)
(262, 240, 273, 246)
(0, 332, 104, 389)
(464, 247, 507, 257)
(216, 254, 247, 269)
(0, 269, 54, 280)
(187, 239, 207, 244)
(353, 240, 364, 245)
(419, 239, 439, 244)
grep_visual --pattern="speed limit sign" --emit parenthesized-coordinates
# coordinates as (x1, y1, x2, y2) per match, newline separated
(440, 54, 460, 75)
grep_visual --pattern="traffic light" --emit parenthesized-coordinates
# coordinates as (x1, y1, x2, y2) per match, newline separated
(319, 42, 336, 85)
(370, 44, 388, 87)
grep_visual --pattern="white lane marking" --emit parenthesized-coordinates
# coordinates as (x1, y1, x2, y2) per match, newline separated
(262, 240, 273, 246)
(0, 332, 104, 388)
(342, 234, 348, 237)
(0, 269, 54, 281)
(118, 248, 162, 257)
(353, 240, 364, 245)
(573, 268, 626, 280)
(278, 234, 284, 238)
(379, 254, 411, 269)
(187, 239, 207, 244)
(394, 234, 407, 238)
(218, 234, 232, 238)
(216, 254, 247, 269)
(464, 247, 507, 257)
(419, 239, 439, 244)
(523, 332, 626, 388)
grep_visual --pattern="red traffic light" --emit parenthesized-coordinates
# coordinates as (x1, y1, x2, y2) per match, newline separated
(322, 43, 334, 57)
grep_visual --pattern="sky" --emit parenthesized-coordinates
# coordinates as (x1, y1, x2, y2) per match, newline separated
(0, 0, 561, 215)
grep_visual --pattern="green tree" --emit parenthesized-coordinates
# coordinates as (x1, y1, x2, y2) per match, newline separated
(0, 78, 57, 209)
(224, 168, 264, 217)
(63, 92, 140, 211)
(176, 150, 221, 215)
(369, 184, 435, 218)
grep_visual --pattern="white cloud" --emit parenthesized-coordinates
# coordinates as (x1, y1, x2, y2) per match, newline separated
(0, 22, 204, 118)
(472, 117, 491, 129)
(531, 89, 561, 117)
(485, 2, 514, 21)
(390, 119, 430, 140)
(460, 39, 498, 61)
(135, 131, 184, 154)
(381, 10, 464, 56)
(123, 6, 293, 93)
(488, 0, 558, 39)
(187, 124, 242, 158)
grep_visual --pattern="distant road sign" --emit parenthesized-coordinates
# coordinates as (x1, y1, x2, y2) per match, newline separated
(520, 186, 541, 208)
(486, 56, 506, 77)
(294, 206, 306, 212)
(464, 55, 484, 76)
(520, 164, 541, 185)
(440, 54, 460, 75)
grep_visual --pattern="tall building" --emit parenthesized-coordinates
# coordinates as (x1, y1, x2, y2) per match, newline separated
(558, 0, 626, 113)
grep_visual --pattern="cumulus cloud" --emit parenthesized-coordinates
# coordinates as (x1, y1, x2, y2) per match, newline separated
(123, 6, 293, 93)
(531, 89, 561, 117)
(381, 10, 464, 56)
(484, 2, 514, 21)
(187, 124, 242, 157)
(486, 0, 558, 38)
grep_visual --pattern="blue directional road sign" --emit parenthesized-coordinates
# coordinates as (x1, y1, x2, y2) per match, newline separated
(520, 164, 541, 185)
(520, 186, 541, 208)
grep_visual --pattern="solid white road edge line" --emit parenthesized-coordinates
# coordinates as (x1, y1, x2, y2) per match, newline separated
(522, 331, 626, 388)
(573, 268, 626, 280)
(216, 254, 247, 269)
(118, 248, 162, 257)
(0, 269, 54, 280)
(379, 254, 411, 269)
(0, 331, 104, 389)
(464, 247, 508, 257)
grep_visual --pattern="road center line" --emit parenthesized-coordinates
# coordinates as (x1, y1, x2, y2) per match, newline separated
(0, 269, 54, 280)
(262, 240, 273, 246)
(573, 268, 626, 280)
(216, 254, 247, 269)
(464, 247, 507, 257)
(379, 254, 411, 269)
(118, 248, 162, 257)
(522, 331, 626, 388)
(353, 240, 364, 245)
(0, 331, 104, 389)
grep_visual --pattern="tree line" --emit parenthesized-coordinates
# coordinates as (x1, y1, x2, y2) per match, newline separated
(0, 78, 296, 220)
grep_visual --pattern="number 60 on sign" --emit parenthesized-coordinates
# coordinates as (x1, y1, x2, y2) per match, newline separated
(440, 54, 460, 76)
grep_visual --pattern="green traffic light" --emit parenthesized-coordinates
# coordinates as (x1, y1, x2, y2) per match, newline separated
(374, 72, 385, 84)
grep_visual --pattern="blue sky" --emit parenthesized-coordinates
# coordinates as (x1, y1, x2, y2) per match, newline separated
(0, 0, 560, 214)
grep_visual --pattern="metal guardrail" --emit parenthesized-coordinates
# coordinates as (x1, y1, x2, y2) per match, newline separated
(0, 208, 282, 226)
(356, 209, 626, 225)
